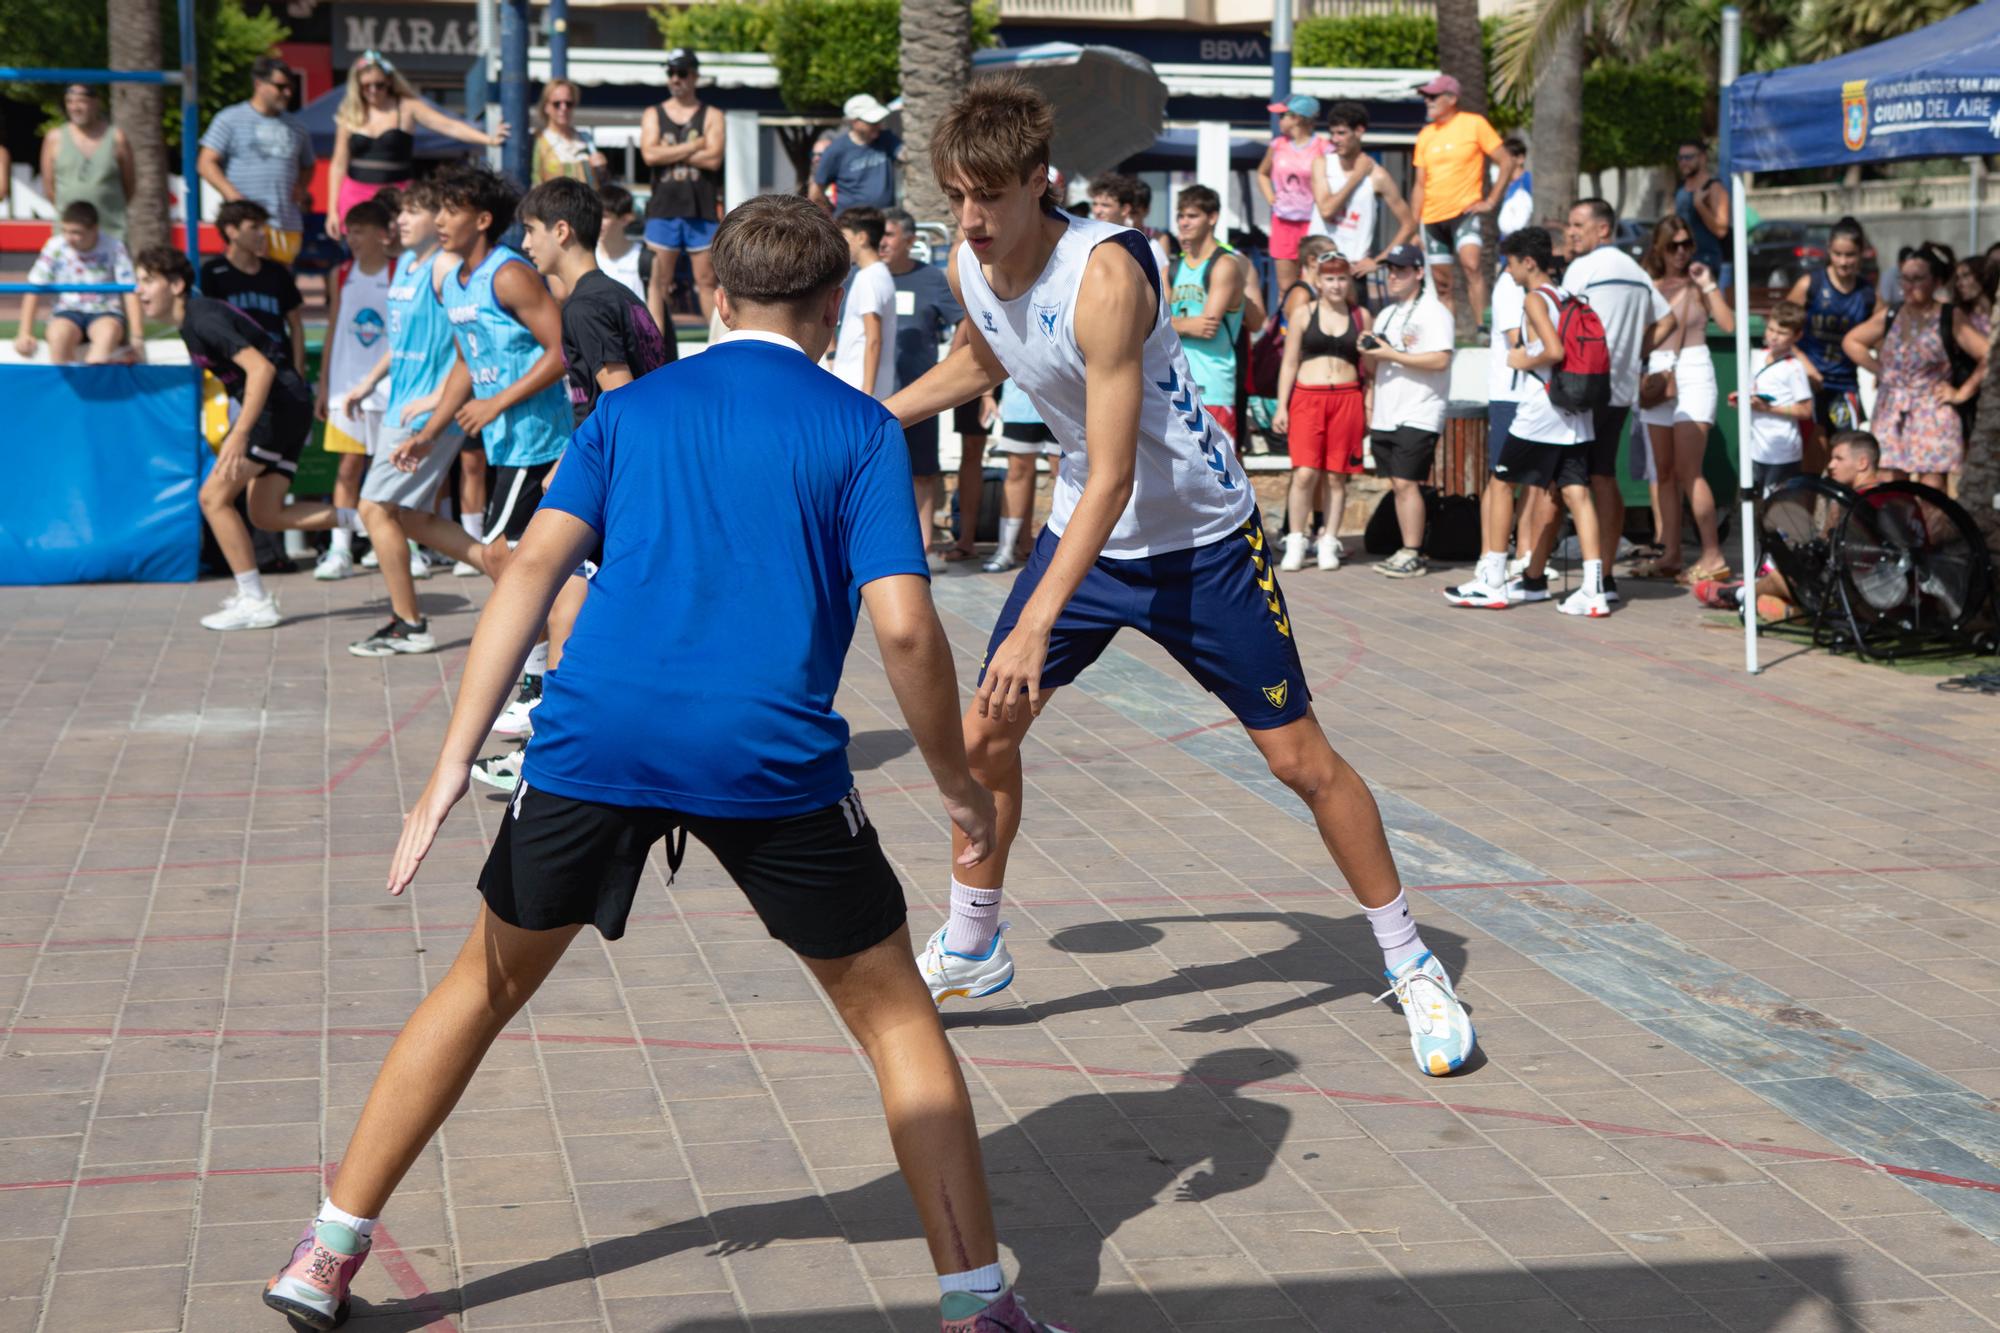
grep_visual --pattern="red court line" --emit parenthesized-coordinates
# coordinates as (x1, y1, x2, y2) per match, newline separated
(4, 1022, 1996, 1198)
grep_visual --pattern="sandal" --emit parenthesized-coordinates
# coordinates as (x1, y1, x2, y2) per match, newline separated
(1677, 563, 1732, 586)
(1629, 560, 1684, 580)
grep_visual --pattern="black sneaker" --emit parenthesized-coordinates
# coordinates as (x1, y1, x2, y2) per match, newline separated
(1509, 573, 1552, 603)
(1603, 574, 1622, 603)
(347, 616, 437, 658)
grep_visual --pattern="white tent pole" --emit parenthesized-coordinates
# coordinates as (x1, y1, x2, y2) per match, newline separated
(1721, 6, 1759, 674)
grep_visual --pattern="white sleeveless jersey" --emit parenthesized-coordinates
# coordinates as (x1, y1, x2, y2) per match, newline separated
(1327, 160, 1378, 263)
(956, 215, 1254, 559)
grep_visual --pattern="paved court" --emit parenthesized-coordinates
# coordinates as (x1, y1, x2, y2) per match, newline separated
(3, 554, 1999, 1333)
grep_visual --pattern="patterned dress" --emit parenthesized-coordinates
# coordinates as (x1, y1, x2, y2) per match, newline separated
(1874, 302, 1963, 475)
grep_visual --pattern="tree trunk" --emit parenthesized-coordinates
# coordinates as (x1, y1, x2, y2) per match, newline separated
(1965, 340, 2000, 558)
(898, 0, 972, 227)
(1529, 16, 1583, 232)
(1434, 0, 1486, 116)
(108, 0, 168, 254)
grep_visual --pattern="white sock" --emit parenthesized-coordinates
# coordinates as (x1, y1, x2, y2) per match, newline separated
(233, 570, 267, 601)
(996, 516, 1023, 557)
(1477, 551, 1506, 587)
(938, 1261, 1005, 1299)
(461, 513, 485, 542)
(315, 1198, 378, 1240)
(330, 528, 353, 556)
(1582, 559, 1604, 595)
(1362, 891, 1427, 971)
(944, 877, 1002, 956)
(524, 641, 550, 676)
(335, 506, 363, 533)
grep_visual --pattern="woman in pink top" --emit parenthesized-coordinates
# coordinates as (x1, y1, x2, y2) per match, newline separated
(1257, 93, 1330, 294)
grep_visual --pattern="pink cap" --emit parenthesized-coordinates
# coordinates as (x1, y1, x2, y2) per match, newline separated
(1416, 74, 1461, 97)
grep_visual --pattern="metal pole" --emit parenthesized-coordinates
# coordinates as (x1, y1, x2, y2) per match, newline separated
(1971, 156, 1984, 255)
(501, 0, 530, 185)
(1271, 0, 1293, 136)
(1721, 6, 1757, 674)
(470, 0, 496, 169)
(549, 0, 569, 82)
(179, 0, 200, 286)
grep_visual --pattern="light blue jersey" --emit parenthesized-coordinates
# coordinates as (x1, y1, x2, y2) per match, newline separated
(384, 248, 457, 435)
(442, 244, 569, 467)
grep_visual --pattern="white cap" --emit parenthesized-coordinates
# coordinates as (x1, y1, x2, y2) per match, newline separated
(843, 93, 891, 125)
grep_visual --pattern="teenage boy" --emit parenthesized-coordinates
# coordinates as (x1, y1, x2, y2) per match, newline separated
(595, 183, 649, 308)
(200, 199, 307, 377)
(136, 247, 365, 631)
(830, 205, 899, 400)
(1729, 299, 1816, 495)
(14, 201, 142, 364)
(1311, 101, 1417, 284)
(345, 180, 466, 658)
(1361, 244, 1454, 577)
(1168, 185, 1244, 438)
(885, 206, 966, 564)
(886, 78, 1474, 1080)
(1445, 226, 1610, 617)
(260, 192, 1079, 1333)
(313, 198, 397, 581)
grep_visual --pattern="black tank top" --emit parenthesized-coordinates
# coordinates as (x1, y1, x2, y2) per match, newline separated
(1299, 302, 1360, 368)
(348, 127, 415, 184)
(646, 100, 722, 221)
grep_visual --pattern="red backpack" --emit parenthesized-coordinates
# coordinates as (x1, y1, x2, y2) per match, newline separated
(1538, 286, 1612, 413)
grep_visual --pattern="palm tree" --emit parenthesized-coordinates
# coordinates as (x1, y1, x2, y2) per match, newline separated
(1526, 17, 1583, 228)
(108, 0, 167, 253)
(1434, 0, 1487, 115)
(898, 0, 972, 230)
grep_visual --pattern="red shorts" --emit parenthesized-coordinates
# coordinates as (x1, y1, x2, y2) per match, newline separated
(1204, 404, 1237, 439)
(1286, 383, 1366, 473)
(1269, 215, 1312, 262)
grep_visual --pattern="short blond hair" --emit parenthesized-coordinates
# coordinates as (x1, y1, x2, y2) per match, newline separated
(931, 76, 1059, 210)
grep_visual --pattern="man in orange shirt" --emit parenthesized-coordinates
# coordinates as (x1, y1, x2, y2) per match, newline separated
(1407, 74, 1505, 331)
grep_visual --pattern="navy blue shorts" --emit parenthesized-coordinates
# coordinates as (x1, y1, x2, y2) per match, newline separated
(981, 516, 1312, 730)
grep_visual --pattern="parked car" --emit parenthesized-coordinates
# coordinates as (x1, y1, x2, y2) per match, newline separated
(1614, 218, 1654, 263)
(1746, 219, 1881, 291)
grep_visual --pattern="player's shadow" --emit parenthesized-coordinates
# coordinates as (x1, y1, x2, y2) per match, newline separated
(940, 911, 1472, 1043)
(845, 728, 916, 771)
(349, 1048, 1298, 1330)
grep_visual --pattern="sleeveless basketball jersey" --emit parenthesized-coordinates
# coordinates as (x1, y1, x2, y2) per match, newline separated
(1329, 163, 1378, 263)
(955, 214, 1254, 559)
(384, 247, 457, 435)
(326, 257, 392, 413)
(1801, 268, 1876, 393)
(442, 245, 569, 467)
(1169, 246, 1244, 412)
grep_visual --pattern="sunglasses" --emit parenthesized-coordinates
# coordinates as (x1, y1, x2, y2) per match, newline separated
(264, 78, 294, 93)
(667, 69, 696, 78)
(1669, 238, 1694, 250)
(547, 98, 574, 107)
(1420, 92, 1446, 101)
(360, 80, 389, 92)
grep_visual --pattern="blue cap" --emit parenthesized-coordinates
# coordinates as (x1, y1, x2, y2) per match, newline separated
(1268, 94, 1321, 119)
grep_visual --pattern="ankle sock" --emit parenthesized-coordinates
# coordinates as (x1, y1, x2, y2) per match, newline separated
(234, 570, 267, 601)
(315, 1198, 377, 1241)
(524, 641, 550, 676)
(331, 528, 353, 556)
(938, 1261, 1005, 1299)
(1362, 891, 1427, 971)
(996, 516, 1023, 559)
(1582, 559, 1604, 595)
(944, 877, 1002, 955)
(335, 506, 363, 533)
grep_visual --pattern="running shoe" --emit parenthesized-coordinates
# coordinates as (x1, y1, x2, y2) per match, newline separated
(314, 549, 356, 582)
(941, 1288, 1077, 1332)
(201, 593, 282, 632)
(1316, 533, 1341, 570)
(1505, 553, 1531, 581)
(490, 675, 542, 738)
(1279, 532, 1308, 572)
(1693, 578, 1744, 610)
(920, 923, 1015, 1005)
(453, 558, 480, 577)
(359, 546, 380, 570)
(1557, 588, 1613, 617)
(1375, 548, 1427, 579)
(1506, 573, 1551, 604)
(470, 750, 524, 793)
(1441, 578, 1511, 609)
(348, 616, 437, 658)
(409, 544, 435, 580)
(1375, 950, 1476, 1077)
(263, 1221, 370, 1331)
(1603, 575, 1622, 604)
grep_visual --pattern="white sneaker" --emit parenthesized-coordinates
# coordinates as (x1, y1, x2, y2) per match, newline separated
(313, 549, 355, 581)
(919, 923, 1016, 1004)
(470, 750, 523, 793)
(1558, 588, 1613, 617)
(1316, 534, 1341, 570)
(409, 544, 435, 580)
(1506, 575, 1552, 604)
(1442, 579, 1511, 609)
(200, 592, 281, 632)
(1279, 531, 1308, 572)
(359, 547, 380, 569)
(452, 559, 480, 577)
(490, 675, 543, 738)
(1376, 951, 1476, 1077)
(1505, 554, 1530, 581)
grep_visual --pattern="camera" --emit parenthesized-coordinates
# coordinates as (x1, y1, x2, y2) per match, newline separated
(1356, 332, 1384, 352)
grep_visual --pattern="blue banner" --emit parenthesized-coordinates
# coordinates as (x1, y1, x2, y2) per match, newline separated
(0, 364, 205, 585)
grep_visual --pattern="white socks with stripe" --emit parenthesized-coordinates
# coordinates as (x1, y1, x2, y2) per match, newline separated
(1362, 891, 1427, 971)
(938, 1261, 1005, 1299)
(944, 877, 1002, 955)
(1583, 559, 1604, 595)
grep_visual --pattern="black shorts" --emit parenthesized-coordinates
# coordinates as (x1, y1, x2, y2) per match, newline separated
(483, 461, 556, 543)
(953, 400, 990, 438)
(1486, 402, 1517, 467)
(1587, 404, 1630, 479)
(1492, 435, 1590, 490)
(479, 782, 907, 959)
(1373, 426, 1439, 482)
(246, 390, 314, 479)
(1423, 215, 1482, 263)
(905, 415, 941, 477)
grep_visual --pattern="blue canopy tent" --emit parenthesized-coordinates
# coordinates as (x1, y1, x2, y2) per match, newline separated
(1717, 1, 2000, 672)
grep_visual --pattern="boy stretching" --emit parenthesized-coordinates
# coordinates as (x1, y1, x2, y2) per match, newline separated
(260, 194, 1077, 1333)
(135, 247, 367, 630)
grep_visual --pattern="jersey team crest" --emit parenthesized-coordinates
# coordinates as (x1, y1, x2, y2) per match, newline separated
(1841, 79, 1868, 152)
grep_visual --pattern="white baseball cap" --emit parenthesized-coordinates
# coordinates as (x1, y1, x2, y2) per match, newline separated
(843, 93, 892, 125)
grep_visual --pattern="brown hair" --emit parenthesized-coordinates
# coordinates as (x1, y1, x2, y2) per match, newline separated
(400, 177, 444, 213)
(1766, 299, 1806, 333)
(710, 193, 849, 305)
(931, 76, 1060, 212)
(1641, 212, 1692, 279)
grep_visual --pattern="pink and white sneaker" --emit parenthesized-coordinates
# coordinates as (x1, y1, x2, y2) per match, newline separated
(263, 1221, 370, 1330)
(941, 1287, 1079, 1332)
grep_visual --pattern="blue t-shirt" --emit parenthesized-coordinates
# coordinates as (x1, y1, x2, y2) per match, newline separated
(814, 131, 902, 211)
(526, 332, 929, 817)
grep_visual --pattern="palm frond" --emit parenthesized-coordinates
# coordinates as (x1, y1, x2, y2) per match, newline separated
(1492, 0, 1650, 99)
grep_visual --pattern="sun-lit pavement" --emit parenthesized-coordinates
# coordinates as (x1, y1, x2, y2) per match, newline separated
(4, 552, 2000, 1333)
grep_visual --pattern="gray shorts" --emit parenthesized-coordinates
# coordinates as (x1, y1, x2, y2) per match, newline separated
(360, 427, 464, 510)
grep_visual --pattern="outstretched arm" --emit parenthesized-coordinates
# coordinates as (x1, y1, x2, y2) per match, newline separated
(884, 242, 1007, 424)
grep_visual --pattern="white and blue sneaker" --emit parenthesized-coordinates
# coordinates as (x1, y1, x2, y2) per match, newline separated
(920, 923, 1016, 1005)
(1376, 951, 1475, 1077)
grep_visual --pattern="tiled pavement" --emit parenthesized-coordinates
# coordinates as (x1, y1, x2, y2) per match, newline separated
(4, 552, 2000, 1333)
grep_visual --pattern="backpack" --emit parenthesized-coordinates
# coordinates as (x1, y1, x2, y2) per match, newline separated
(1538, 286, 1611, 413)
